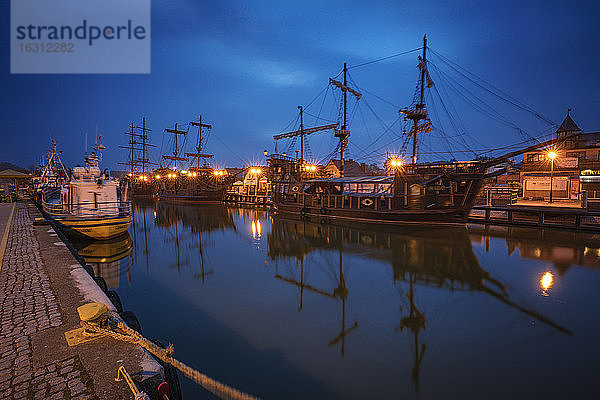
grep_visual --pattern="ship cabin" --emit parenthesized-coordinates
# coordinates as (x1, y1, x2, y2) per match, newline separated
(225, 166, 271, 206)
(277, 160, 486, 212)
(55, 166, 124, 217)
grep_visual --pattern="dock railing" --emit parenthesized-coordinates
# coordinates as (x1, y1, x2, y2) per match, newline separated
(469, 204, 600, 231)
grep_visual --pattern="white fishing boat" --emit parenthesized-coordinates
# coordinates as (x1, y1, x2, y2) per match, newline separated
(42, 141, 132, 240)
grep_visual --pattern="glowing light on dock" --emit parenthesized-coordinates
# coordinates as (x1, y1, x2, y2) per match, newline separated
(547, 151, 557, 160)
(304, 165, 317, 172)
(155, 175, 161, 179)
(540, 271, 554, 295)
(249, 168, 262, 175)
(213, 170, 226, 176)
(389, 159, 403, 167)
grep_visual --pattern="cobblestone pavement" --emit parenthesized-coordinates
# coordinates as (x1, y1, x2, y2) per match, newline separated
(0, 205, 97, 399)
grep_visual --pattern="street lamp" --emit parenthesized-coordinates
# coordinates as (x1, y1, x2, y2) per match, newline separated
(547, 151, 557, 203)
(387, 158, 403, 174)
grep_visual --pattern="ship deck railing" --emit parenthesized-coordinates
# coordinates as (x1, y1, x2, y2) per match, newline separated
(42, 200, 132, 219)
(275, 191, 471, 211)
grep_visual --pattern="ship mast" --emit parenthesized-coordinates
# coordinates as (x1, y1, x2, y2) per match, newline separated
(119, 118, 156, 175)
(185, 115, 214, 169)
(118, 123, 137, 175)
(330, 63, 361, 176)
(273, 116, 337, 161)
(162, 123, 188, 170)
(400, 35, 433, 164)
(298, 106, 304, 161)
(136, 117, 156, 174)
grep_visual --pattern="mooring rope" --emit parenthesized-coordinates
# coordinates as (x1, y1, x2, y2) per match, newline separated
(82, 311, 259, 400)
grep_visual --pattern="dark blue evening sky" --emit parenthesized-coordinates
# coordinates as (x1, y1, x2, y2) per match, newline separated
(1, 0, 599, 170)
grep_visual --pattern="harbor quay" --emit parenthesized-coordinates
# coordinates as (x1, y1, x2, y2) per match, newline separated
(0, 202, 163, 400)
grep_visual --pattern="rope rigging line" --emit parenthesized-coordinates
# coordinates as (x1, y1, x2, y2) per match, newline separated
(348, 47, 423, 69)
(351, 85, 401, 109)
(348, 99, 360, 128)
(354, 117, 403, 160)
(427, 58, 552, 151)
(212, 133, 246, 165)
(276, 113, 300, 135)
(425, 65, 475, 149)
(424, 90, 458, 160)
(303, 110, 337, 123)
(305, 85, 330, 109)
(426, 71, 480, 158)
(315, 84, 331, 125)
(318, 141, 342, 165)
(428, 48, 556, 126)
(428, 61, 538, 143)
(357, 102, 374, 143)
(348, 73, 401, 137)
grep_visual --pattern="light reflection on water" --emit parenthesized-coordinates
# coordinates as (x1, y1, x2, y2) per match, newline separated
(540, 271, 554, 295)
(74, 202, 600, 399)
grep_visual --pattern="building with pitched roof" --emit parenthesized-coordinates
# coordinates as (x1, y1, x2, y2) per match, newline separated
(323, 159, 368, 178)
(519, 111, 600, 207)
(0, 168, 32, 201)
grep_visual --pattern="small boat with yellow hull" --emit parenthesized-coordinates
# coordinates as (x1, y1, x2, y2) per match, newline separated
(42, 141, 132, 240)
(49, 212, 131, 240)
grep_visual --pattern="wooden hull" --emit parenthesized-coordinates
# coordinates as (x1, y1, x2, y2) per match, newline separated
(52, 215, 131, 240)
(274, 202, 469, 228)
(156, 174, 233, 205)
(157, 194, 223, 205)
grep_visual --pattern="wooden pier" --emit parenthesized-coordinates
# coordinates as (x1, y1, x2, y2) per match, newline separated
(468, 204, 600, 231)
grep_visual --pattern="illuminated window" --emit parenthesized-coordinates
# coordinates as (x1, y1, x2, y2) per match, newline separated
(526, 153, 542, 162)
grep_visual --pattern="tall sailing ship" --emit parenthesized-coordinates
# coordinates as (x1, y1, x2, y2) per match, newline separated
(119, 117, 157, 198)
(156, 115, 234, 204)
(270, 36, 554, 226)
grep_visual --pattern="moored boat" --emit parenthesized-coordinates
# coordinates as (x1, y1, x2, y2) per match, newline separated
(32, 141, 70, 205)
(42, 141, 132, 240)
(156, 115, 235, 204)
(270, 36, 556, 226)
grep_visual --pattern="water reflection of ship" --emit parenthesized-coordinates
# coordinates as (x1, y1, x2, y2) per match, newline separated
(268, 217, 572, 392)
(153, 202, 237, 279)
(71, 233, 133, 289)
(154, 202, 236, 233)
(468, 224, 600, 273)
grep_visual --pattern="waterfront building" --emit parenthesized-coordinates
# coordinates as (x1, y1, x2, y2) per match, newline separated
(520, 112, 600, 208)
(323, 159, 368, 177)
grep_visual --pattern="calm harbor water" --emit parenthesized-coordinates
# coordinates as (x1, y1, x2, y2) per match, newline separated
(74, 201, 600, 399)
